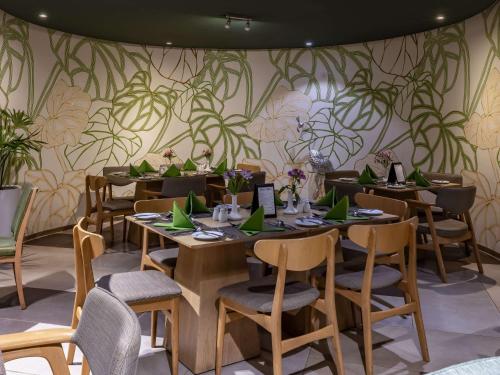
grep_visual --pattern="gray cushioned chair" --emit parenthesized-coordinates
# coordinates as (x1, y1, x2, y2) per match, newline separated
(0, 287, 141, 375)
(161, 175, 207, 198)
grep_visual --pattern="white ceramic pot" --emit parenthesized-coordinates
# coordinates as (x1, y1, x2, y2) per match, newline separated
(0, 185, 21, 236)
(228, 194, 242, 220)
(284, 191, 298, 215)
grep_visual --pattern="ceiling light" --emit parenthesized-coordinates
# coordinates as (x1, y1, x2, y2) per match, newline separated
(225, 17, 231, 29)
(244, 20, 251, 32)
(436, 15, 445, 21)
(305, 41, 313, 47)
(166, 41, 173, 45)
(38, 12, 48, 19)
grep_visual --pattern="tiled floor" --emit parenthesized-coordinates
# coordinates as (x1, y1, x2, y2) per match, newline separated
(0, 225, 499, 374)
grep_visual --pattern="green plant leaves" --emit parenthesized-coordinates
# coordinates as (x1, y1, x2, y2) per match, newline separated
(65, 108, 142, 170)
(112, 71, 177, 132)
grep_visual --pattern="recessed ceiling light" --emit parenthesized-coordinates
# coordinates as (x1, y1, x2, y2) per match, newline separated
(244, 20, 251, 32)
(305, 41, 313, 47)
(166, 41, 173, 45)
(225, 17, 231, 29)
(38, 12, 48, 19)
(436, 15, 445, 21)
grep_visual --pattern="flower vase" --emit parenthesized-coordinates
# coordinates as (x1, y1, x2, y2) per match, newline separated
(284, 191, 298, 215)
(228, 194, 242, 220)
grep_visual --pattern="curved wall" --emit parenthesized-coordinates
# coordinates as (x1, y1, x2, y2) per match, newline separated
(0, 3, 499, 250)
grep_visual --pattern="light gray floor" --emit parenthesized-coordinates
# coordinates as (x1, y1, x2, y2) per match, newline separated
(0, 226, 499, 375)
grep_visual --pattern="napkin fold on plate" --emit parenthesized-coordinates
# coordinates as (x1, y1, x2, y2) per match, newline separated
(324, 196, 349, 220)
(185, 190, 211, 214)
(182, 158, 197, 171)
(315, 188, 335, 207)
(407, 167, 431, 187)
(138, 160, 156, 174)
(162, 164, 181, 177)
(153, 201, 195, 230)
(213, 159, 227, 176)
(239, 206, 285, 236)
(358, 168, 376, 185)
(129, 164, 141, 177)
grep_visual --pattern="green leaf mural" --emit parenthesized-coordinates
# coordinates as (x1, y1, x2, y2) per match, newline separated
(483, 4, 500, 56)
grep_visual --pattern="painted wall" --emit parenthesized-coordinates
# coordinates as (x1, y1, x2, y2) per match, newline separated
(0, 3, 499, 250)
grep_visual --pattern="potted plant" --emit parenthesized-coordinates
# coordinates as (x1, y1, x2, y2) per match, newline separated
(0, 109, 44, 235)
(279, 168, 306, 214)
(224, 169, 252, 220)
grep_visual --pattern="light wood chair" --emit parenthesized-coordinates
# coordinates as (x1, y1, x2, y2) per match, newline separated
(0, 184, 37, 309)
(102, 166, 135, 202)
(0, 287, 141, 375)
(407, 186, 483, 283)
(334, 217, 429, 375)
(215, 229, 345, 375)
(222, 191, 253, 206)
(84, 175, 135, 243)
(236, 163, 261, 172)
(67, 218, 181, 373)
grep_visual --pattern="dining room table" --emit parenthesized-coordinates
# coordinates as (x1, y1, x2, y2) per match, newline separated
(127, 206, 399, 373)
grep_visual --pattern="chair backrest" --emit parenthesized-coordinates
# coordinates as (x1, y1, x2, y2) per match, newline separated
(11, 184, 37, 241)
(435, 186, 476, 215)
(85, 175, 108, 217)
(240, 171, 266, 193)
(331, 181, 364, 204)
(160, 175, 207, 198)
(422, 171, 463, 185)
(223, 191, 253, 205)
(355, 193, 407, 221)
(325, 170, 360, 180)
(237, 163, 261, 172)
(102, 166, 133, 187)
(134, 196, 206, 213)
(72, 287, 141, 375)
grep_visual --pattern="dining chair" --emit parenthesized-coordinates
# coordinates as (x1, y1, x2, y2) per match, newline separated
(0, 287, 141, 375)
(330, 181, 364, 204)
(407, 186, 482, 283)
(84, 175, 135, 243)
(102, 166, 135, 201)
(222, 191, 253, 206)
(422, 172, 463, 185)
(144, 175, 207, 199)
(236, 163, 261, 172)
(324, 170, 360, 193)
(215, 229, 344, 375)
(0, 184, 37, 309)
(333, 217, 429, 375)
(67, 218, 181, 374)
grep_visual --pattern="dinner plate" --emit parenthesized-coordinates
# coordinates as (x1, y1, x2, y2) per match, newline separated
(133, 213, 161, 220)
(109, 171, 128, 176)
(192, 230, 224, 241)
(295, 217, 323, 227)
(387, 184, 407, 189)
(431, 179, 450, 185)
(338, 177, 357, 182)
(357, 209, 383, 216)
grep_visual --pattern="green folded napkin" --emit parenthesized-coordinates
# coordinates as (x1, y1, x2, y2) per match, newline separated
(358, 169, 376, 185)
(239, 206, 285, 236)
(162, 164, 181, 177)
(213, 159, 227, 176)
(365, 164, 378, 179)
(185, 190, 210, 214)
(324, 196, 349, 221)
(182, 158, 197, 171)
(129, 164, 141, 177)
(153, 201, 195, 230)
(138, 160, 156, 174)
(315, 188, 335, 207)
(414, 172, 431, 187)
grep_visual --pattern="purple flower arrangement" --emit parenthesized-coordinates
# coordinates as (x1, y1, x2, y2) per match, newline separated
(374, 149, 394, 169)
(279, 168, 306, 200)
(225, 169, 253, 195)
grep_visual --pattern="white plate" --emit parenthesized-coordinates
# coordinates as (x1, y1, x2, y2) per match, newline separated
(431, 179, 450, 185)
(338, 177, 357, 182)
(357, 209, 384, 216)
(133, 213, 161, 220)
(295, 218, 323, 227)
(387, 184, 407, 189)
(192, 230, 224, 241)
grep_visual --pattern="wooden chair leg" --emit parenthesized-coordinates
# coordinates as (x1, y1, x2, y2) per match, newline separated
(215, 300, 227, 375)
(81, 357, 90, 375)
(66, 308, 79, 364)
(12, 261, 26, 309)
(271, 320, 283, 375)
(326, 300, 345, 375)
(159, 236, 165, 249)
(96, 217, 103, 235)
(122, 217, 128, 243)
(171, 298, 179, 375)
(151, 310, 158, 348)
(433, 243, 448, 283)
(42, 345, 71, 375)
(110, 216, 115, 244)
(361, 307, 373, 375)
(469, 237, 484, 274)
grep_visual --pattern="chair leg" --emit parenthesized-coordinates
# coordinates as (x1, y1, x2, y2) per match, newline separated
(66, 307, 79, 364)
(41, 344, 71, 375)
(110, 216, 115, 244)
(151, 310, 158, 348)
(159, 235, 165, 249)
(96, 218, 103, 235)
(326, 300, 345, 375)
(361, 307, 373, 375)
(122, 216, 128, 243)
(270, 320, 283, 375)
(215, 300, 227, 375)
(12, 261, 26, 309)
(469, 237, 484, 274)
(171, 298, 179, 375)
(81, 357, 90, 375)
(433, 243, 448, 283)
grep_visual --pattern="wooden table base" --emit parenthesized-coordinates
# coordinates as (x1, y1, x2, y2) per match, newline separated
(174, 242, 260, 374)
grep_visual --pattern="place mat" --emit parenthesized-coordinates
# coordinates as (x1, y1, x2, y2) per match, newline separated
(191, 212, 213, 218)
(310, 204, 331, 211)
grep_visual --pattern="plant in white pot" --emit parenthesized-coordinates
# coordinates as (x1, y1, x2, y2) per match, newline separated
(225, 169, 252, 220)
(279, 168, 306, 215)
(0, 109, 44, 236)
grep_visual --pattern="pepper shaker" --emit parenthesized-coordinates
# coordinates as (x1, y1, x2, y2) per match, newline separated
(212, 205, 221, 221)
(218, 206, 228, 222)
(303, 199, 311, 214)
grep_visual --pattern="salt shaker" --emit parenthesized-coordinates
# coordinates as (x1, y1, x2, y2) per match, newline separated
(303, 200, 311, 214)
(218, 206, 228, 222)
(212, 205, 221, 221)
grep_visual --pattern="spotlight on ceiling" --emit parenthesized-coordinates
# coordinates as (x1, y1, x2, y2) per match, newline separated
(224, 15, 252, 31)
(166, 41, 173, 46)
(38, 12, 48, 19)
(305, 41, 313, 47)
(436, 14, 445, 21)
(244, 20, 251, 32)
(225, 17, 231, 29)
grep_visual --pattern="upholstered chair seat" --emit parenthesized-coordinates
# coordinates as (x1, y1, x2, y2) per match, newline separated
(148, 248, 179, 268)
(335, 265, 402, 290)
(418, 219, 469, 238)
(102, 199, 135, 211)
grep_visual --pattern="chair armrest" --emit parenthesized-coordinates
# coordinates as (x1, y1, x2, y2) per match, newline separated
(207, 183, 226, 192)
(142, 189, 162, 197)
(0, 328, 74, 351)
(406, 199, 434, 209)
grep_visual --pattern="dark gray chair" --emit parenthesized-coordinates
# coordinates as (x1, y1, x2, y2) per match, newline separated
(329, 181, 364, 204)
(161, 175, 207, 198)
(324, 170, 360, 193)
(102, 166, 135, 201)
(0, 287, 141, 375)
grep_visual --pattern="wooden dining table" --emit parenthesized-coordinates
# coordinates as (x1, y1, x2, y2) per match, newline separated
(127, 207, 398, 373)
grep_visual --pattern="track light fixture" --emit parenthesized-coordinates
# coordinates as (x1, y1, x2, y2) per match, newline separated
(224, 15, 252, 31)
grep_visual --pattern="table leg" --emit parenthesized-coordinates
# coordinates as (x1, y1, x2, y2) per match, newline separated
(174, 243, 260, 374)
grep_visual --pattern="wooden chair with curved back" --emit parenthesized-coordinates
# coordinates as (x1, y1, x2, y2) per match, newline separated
(67, 218, 182, 373)
(84, 175, 134, 243)
(215, 229, 344, 375)
(236, 163, 261, 172)
(334, 217, 429, 375)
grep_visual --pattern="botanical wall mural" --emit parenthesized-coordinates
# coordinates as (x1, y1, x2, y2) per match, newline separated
(0, 3, 499, 250)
